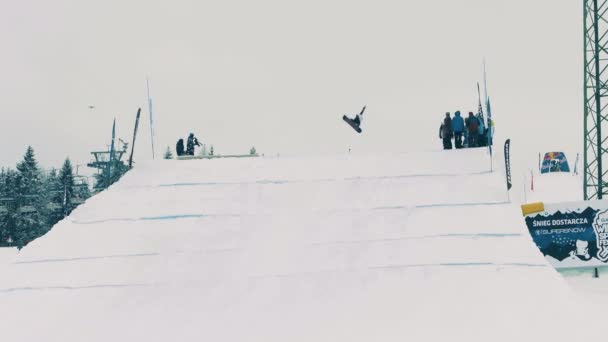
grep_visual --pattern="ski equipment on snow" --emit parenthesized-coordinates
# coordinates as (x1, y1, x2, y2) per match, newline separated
(343, 115, 362, 133)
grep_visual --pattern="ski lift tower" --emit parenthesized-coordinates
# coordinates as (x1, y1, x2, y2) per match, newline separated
(87, 146, 127, 190)
(87, 120, 128, 190)
(584, 0, 608, 200)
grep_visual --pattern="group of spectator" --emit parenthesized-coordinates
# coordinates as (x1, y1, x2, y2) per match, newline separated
(439, 111, 490, 150)
(176, 133, 201, 156)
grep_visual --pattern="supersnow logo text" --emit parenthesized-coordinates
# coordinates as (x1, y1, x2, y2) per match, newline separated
(593, 210, 608, 262)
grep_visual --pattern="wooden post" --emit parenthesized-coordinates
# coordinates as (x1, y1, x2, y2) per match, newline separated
(129, 108, 141, 169)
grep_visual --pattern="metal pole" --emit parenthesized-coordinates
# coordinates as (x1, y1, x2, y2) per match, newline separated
(107, 119, 116, 189)
(147, 78, 156, 160)
(129, 108, 141, 169)
(593, 0, 603, 199)
(584, 0, 590, 199)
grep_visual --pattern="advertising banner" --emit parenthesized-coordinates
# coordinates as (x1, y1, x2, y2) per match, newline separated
(524, 200, 608, 269)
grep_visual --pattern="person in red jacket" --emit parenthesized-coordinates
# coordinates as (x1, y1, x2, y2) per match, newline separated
(465, 112, 479, 147)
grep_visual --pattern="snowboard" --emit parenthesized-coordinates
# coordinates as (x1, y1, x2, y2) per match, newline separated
(343, 115, 362, 133)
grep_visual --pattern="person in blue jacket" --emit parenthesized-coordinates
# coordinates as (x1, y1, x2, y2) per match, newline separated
(451, 111, 465, 149)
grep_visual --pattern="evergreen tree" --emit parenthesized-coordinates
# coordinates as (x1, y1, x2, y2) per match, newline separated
(13, 146, 48, 247)
(45, 168, 59, 193)
(250, 146, 257, 155)
(0, 154, 93, 247)
(58, 158, 76, 217)
(74, 177, 91, 202)
(210, 145, 214, 156)
(0, 168, 9, 245)
(46, 160, 91, 228)
(164, 146, 173, 159)
(0, 168, 18, 247)
(45, 168, 64, 226)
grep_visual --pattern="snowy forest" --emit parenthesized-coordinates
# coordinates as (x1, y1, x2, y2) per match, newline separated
(0, 147, 91, 248)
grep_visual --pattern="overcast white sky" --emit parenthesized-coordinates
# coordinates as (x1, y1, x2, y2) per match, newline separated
(0, 0, 582, 173)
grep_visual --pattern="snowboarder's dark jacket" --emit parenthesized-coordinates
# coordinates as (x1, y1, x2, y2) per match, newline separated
(176, 139, 185, 156)
(442, 116, 452, 138)
(186, 133, 201, 156)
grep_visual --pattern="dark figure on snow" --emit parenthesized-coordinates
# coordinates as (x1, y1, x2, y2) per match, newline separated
(186, 133, 201, 156)
(451, 111, 465, 149)
(352, 106, 366, 126)
(176, 139, 185, 157)
(465, 112, 479, 147)
(439, 112, 453, 150)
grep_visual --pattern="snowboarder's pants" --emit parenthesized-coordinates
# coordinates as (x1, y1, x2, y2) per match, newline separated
(468, 131, 477, 147)
(442, 137, 452, 150)
(454, 132, 463, 149)
(478, 134, 486, 147)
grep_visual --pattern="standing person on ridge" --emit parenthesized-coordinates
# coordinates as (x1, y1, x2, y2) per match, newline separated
(439, 112, 453, 150)
(465, 112, 479, 147)
(451, 111, 465, 149)
(186, 133, 201, 156)
(176, 139, 185, 156)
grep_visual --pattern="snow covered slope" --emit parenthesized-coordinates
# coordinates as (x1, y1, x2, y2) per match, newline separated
(0, 149, 597, 341)
(526, 172, 583, 203)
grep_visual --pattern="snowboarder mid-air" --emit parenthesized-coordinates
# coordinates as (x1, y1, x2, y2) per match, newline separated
(343, 106, 366, 133)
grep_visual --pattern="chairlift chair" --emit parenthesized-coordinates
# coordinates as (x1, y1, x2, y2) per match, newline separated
(18, 205, 37, 214)
(46, 203, 61, 211)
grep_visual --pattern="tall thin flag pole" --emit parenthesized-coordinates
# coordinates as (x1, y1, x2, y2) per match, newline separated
(483, 60, 494, 146)
(483, 59, 488, 108)
(147, 77, 155, 160)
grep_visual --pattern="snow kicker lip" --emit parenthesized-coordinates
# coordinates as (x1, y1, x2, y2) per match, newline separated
(342, 170, 494, 181)
(370, 262, 548, 270)
(0, 283, 156, 293)
(307, 233, 524, 247)
(70, 202, 511, 225)
(14, 253, 160, 265)
(147, 171, 496, 189)
(249, 262, 549, 280)
(71, 213, 240, 225)
(372, 201, 511, 210)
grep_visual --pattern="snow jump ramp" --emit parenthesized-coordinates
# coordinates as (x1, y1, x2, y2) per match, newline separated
(0, 149, 595, 341)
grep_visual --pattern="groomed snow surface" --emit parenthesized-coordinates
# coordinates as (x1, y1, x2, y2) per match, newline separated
(0, 149, 600, 341)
